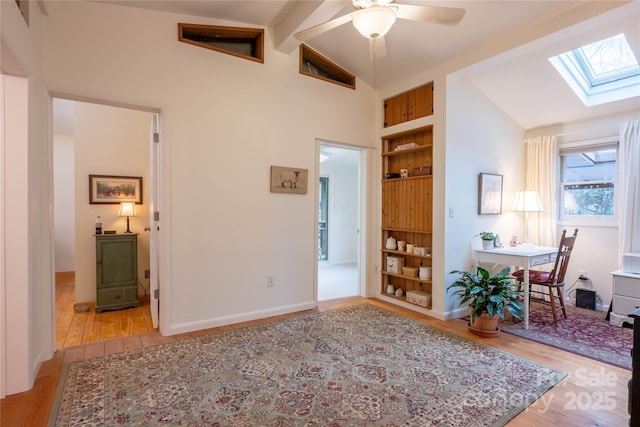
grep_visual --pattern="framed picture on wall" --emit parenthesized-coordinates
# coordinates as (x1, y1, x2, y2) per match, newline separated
(89, 175, 143, 204)
(478, 173, 503, 215)
(270, 166, 308, 194)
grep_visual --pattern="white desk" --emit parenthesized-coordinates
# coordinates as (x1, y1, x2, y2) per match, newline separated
(475, 245, 558, 329)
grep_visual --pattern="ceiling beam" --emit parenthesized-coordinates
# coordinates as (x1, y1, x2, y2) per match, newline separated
(271, 0, 348, 54)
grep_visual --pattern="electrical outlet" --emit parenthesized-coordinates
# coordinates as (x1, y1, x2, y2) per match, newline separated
(145, 269, 150, 279)
(267, 275, 275, 287)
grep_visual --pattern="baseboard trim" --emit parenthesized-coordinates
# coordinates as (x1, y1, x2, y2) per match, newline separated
(163, 301, 317, 336)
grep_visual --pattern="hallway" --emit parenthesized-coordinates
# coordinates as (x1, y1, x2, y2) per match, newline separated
(317, 262, 358, 301)
(55, 272, 155, 349)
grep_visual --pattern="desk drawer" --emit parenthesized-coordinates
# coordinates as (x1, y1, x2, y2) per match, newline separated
(531, 253, 556, 266)
(614, 276, 640, 298)
(613, 295, 640, 316)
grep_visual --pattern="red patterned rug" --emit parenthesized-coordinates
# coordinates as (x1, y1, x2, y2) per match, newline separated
(499, 303, 633, 370)
(49, 304, 565, 426)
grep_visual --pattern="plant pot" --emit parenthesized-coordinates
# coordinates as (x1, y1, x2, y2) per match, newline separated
(468, 313, 500, 337)
(481, 239, 494, 250)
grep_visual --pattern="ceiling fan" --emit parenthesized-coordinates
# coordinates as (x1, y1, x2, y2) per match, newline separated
(294, 0, 465, 60)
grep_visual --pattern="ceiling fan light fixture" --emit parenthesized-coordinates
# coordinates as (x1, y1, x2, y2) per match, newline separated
(352, 0, 395, 9)
(352, 6, 397, 39)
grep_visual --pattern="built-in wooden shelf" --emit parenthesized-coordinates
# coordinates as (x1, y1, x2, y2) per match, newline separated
(382, 144, 432, 158)
(381, 123, 433, 301)
(382, 249, 432, 260)
(178, 23, 264, 63)
(380, 292, 433, 309)
(382, 271, 432, 284)
(299, 44, 355, 90)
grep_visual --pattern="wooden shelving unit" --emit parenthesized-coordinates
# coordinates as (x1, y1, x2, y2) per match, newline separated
(381, 125, 433, 308)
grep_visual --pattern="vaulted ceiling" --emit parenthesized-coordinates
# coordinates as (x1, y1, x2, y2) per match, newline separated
(100, 1, 639, 129)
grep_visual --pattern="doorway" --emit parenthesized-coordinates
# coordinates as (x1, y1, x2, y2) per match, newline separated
(52, 97, 158, 348)
(317, 142, 362, 301)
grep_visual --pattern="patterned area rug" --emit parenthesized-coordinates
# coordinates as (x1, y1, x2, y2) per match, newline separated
(50, 304, 565, 426)
(499, 303, 633, 370)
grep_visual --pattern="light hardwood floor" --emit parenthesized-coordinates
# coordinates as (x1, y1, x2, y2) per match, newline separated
(55, 272, 155, 349)
(1, 292, 632, 426)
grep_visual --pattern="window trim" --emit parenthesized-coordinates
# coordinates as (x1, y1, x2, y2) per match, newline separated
(558, 138, 618, 227)
(548, 33, 640, 107)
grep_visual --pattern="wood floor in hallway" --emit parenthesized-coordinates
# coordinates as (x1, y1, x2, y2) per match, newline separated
(55, 272, 156, 349)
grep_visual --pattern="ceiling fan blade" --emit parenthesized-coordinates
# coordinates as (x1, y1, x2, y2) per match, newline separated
(294, 12, 356, 42)
(395, 4, 465, 26)
(369, 37, 387, 60)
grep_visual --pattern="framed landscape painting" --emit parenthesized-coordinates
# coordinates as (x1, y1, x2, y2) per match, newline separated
(89, 175, 143, 204)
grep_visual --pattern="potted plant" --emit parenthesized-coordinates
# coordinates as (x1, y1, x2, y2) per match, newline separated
(448, 266, 523, 337)
(476, 231, 496, 249)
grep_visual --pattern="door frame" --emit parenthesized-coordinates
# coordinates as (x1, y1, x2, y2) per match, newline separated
(315, 139, 368, 300)
(149, 113, 160, 328)
(49, 93, 162, 337)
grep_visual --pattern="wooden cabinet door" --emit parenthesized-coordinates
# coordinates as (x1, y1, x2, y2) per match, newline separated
(407, 89, 416, 121)
(384, 83, 433, 128)
(398, 92, 409, 124)
(412, 84, 431, 119)
(384, 95, 404, 128)
(97, 236, 137, 288)
(95, 234, 139, 313)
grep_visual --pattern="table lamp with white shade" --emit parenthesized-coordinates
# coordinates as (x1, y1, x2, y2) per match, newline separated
(118, 202, 138, 234)
(513, 190, 543, 245)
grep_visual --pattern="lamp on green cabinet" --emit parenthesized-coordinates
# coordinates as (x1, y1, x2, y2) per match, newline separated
(118, 202, 137, 234)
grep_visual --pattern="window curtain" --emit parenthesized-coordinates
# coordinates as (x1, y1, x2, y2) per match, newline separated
(618, 120, 640, 256)
(525, 136, 558, 247)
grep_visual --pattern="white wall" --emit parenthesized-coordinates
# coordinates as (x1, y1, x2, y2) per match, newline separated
(73, 102, 152, 303)
(443, 75, 525, 315)
(1, 0, 55, 396)
(53, 135, 76, 272)
(41, 1, 377, 334)
(1, 74, 31, 396)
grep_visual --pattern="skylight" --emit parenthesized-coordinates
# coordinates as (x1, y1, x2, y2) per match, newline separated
(549, 33, 640, 106)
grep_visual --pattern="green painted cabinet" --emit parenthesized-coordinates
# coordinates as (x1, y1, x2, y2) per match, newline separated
(95, 234, 140, 313)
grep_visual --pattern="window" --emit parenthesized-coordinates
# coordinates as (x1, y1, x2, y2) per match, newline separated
(560, 145, 617, 222)
(178, 23, 264, 63)
(300, 45, 356, 90)
(549, 33, 640, 106)
(318, 177, 329, 261)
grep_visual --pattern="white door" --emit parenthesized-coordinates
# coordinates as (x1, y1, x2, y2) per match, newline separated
(149, 114, 160, 328)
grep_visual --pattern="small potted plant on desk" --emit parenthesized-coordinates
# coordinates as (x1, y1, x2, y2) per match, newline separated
(476, 231, 496, 250)
(448, 266, 523, 337)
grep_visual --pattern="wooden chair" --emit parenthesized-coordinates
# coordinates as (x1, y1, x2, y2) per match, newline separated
(512, 228, 578, 325)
